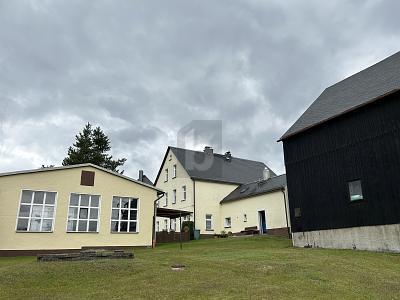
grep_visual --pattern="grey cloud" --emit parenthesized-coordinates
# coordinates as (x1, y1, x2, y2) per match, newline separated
(1, 0, 399, 180)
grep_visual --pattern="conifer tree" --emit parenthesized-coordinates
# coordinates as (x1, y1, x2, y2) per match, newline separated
(62, 123, 126, 173)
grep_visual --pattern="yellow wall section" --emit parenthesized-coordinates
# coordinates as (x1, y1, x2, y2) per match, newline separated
(0, 166, 158, 250)
(220, 190, 288, 233)
(155, 149, 194, 230)
(194, 181, 238, 234)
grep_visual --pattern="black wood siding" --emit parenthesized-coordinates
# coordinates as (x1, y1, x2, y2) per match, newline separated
(283, 92, 400, 232)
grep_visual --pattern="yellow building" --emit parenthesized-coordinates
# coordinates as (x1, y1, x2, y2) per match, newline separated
(155, 146, 289, 237)
(0, 163, 163, 255)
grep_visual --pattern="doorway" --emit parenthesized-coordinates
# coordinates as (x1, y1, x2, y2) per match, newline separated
(258, 210, 267, 234)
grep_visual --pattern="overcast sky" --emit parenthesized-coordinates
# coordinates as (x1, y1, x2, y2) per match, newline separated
(0, 0, 399, 181)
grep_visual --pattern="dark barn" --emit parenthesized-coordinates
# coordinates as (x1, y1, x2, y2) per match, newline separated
(280, 52, 400, 252)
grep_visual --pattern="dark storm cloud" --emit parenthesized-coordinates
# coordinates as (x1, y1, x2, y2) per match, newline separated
(0, 0, 399, 180)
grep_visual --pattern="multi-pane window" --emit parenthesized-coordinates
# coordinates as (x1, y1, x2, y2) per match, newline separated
(173, 164, 177, 178)
(156, 221, 160, 232)
(67, 193, 100, 232)
(170, 219, 176, 231)
(349, 180, 364, 201)
(164, 192, 168, 207)
(111, 196, 139, 233)
(224, 217, 231, 228)
(172, 189, 177, 204)
(205, 214, 212, 231)
(16, 190, 56, 232)
(165, 169, 168, 182)
(164, 219, 168, 230)
(182, 186, 186, 201)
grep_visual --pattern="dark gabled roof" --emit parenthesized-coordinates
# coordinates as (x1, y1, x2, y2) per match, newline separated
(154, 146, 276, 185)
(280, 51, 400, 141)
(220, 174, 286, 204)
(138, 174, 153, 186)
(0, 163, 163, 193)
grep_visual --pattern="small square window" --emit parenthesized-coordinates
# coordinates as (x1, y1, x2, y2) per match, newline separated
(294, 208, 301, 218)
(348, 180, 364, 201)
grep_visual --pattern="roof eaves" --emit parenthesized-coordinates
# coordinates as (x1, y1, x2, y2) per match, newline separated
(278, 88, 400, 142)
(220, 187, 285, 204)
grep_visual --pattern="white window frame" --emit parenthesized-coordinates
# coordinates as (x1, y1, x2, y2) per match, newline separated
(164, 219, 168, 230)
(164, 192, 168, 207)
(173, 164, 177, 178)
(110, 196, 140, 233)
(156, 221, 160, 232)
(172, 189, 177, 204)
(182, 185, 186, 201)
(165, 169, 168, 182)
(170, 218, 176, 231)
(67, 193, 101, 233)
(205, 214, 213, 231)
(243, 213, 248, 222)
(224, 217, 231, 228)
(15, 189, 58, 232)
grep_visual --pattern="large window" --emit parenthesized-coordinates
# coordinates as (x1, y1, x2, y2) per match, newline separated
(205, 214, 213, 231)
(172, 189, 177, 204)
(67, 193, 100, 232)
(182, 186, 186, 201)
(111, 196, 139, 233)
(16, 190, 57, 232)
(348, 180, 364, 201)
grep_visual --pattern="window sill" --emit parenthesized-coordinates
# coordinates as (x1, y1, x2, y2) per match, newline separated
(16, 231, 54, 233)
(67, 231, 99, 233)
(205, 229, 214, 232)
(224, 226, 231, 229)
(110, 232, 139, 234)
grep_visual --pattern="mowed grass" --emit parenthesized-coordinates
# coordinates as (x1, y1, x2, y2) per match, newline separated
(0, 236, 399, 299)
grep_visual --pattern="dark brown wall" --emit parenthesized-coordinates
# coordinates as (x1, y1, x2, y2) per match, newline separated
(283, 92, 400, 233)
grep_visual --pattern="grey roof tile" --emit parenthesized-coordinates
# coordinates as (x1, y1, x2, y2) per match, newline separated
(280, 51, 400, 140)
(221, 174, 286, 203)
(156, 147, 276, 185)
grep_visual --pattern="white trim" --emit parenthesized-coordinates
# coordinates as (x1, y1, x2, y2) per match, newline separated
(172, 189, 177, 204)
(224, 217, 231, 228)
(205, 214, 213, 231)
(15, 189, 58, 233)
(66, 192, 101, 233)
(182, 185, 186, 201)
(0, 163, 162, 193)
(110, 195, 140, 233)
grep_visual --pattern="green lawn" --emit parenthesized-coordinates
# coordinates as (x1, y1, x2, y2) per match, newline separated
(1, 236, 399, 299)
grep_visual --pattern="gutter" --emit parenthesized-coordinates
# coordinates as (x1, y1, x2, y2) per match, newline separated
(152, 192, 165, 248)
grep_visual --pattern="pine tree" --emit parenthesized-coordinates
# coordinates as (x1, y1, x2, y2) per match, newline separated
(62, 123, 126, 173)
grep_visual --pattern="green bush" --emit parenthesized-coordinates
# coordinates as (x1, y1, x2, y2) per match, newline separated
(181, 221, 194, 240)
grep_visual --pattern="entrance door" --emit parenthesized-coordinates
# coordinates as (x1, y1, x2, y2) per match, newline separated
(258, 210, 267, 234)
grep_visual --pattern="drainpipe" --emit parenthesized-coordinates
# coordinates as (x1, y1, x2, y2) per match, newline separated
(281, 188, 291, 239)
(193, 180, 196, 229)
(152, 192, 165, 248)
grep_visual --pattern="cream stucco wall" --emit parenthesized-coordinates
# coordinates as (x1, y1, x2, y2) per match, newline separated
(155, 149, 194, 231)
(220, 190, 288, 234)
(194, 180, 239, 234)
(0, 166, 159, 250)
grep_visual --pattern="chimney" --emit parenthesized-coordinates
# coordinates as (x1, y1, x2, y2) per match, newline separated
(139, 170, 144, 182)
(204, 146, 213, 155)
(224, 151, 232, 161)
(263, 167, 271, 180)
